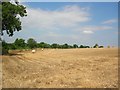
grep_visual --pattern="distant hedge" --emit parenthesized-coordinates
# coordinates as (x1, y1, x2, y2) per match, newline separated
(1, 38, 105, 54)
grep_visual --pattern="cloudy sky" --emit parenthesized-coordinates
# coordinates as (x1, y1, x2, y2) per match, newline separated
(3, 2, 118, 47)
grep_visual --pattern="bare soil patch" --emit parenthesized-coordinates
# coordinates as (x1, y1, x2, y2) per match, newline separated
(2, 48, 118, 88)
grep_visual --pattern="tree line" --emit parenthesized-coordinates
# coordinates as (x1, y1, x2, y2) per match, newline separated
(2, 38, 104, 51)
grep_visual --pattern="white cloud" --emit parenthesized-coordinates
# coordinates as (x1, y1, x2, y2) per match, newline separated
(75, 25, 113, 34)
(81, 26, 113, 31)
(83, 30, 94, 34)
(21, 5, 91, 31)
(21, 5, 114, 36)
(102, 19, 117, 24)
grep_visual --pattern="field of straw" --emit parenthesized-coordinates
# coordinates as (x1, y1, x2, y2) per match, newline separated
(1, 48, 118, 88)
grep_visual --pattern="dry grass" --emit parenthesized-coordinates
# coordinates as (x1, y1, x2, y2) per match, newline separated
(1, 48, 118, 88)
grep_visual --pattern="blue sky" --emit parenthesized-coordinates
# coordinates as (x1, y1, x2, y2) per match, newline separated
(4, 2, 118, 47)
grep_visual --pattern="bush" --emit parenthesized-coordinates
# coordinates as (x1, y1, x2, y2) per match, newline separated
(2, 47, 8, 55)
(93, 44, 99, 48)
(99, 46, 104, 48)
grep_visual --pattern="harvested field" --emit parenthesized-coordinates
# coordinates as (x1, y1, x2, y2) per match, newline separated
(1, 48, 118, 88)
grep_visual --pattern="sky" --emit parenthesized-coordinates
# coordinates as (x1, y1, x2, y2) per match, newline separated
(3, 2, 118, 47)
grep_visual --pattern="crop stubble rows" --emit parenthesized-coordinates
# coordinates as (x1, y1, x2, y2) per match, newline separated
(2, 48, 118, 88)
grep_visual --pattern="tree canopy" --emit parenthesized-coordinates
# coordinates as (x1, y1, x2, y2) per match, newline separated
(73, 44, 78, 48)
(27, 38, 37, 49)
(14, 38, 26, 48)
(2, 38, 105, 50)
(1, 1, 27, 36)
(93, 43, 99, 48)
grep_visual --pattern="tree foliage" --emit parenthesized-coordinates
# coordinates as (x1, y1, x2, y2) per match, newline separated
(2, 38, 105, 51)
(1, 1, 27, 36)
(1, 1, 27, 54)
(73, 44, 78, 48)
(62, 43, 69, 49)
(51, 43, 59, 48)
(79, 45, 84, 48)
(27, 38, 37, 49)
(2, 40, 8, 54)
(99, 46, 104, 48)
(14, 38, 26, 48)
(0, 2, 2, 31)
(37, 42, 50, 48)
(93, 43, 99, 48)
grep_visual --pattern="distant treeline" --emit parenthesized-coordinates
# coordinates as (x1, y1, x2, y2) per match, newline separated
(2, 38, 104, 51)
(1, 38, 106, 55)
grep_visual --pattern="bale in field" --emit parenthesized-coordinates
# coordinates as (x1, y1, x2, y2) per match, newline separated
(42, 48, 44, 51)
(32, 49, 36, 53)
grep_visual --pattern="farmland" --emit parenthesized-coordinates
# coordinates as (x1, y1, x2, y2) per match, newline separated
(1, 48, 118, 88)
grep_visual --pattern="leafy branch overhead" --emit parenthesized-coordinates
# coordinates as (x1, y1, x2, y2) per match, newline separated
(2, 1, 27, 36)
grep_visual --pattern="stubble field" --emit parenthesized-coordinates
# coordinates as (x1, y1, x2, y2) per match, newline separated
(1, 48, 118, 88)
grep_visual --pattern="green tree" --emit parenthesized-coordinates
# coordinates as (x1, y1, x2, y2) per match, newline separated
(1, 1, 27, 54)
(99, 46, 104, 48)
(68, 45, 73, 48)
(2, 40, 8, 49)
(62, 43, 69, 49)
(73, 44, 78, 48)
(37, 42, 44, 48)
(37, 42, 50, 48)
(27, 38, 37, 49)
(0, 2, 2, 31)
(79, 45, 84, 48)
(14, 38, 26, 49)
(1, 1, 27, 36)
(2, 40, 8, 54)
(93, 44, 99, 48)
(8, 43, 17, 50)
(44, 43, 50, 48)
(84, 46, 90, 48)
(51, 43, 59, 48)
